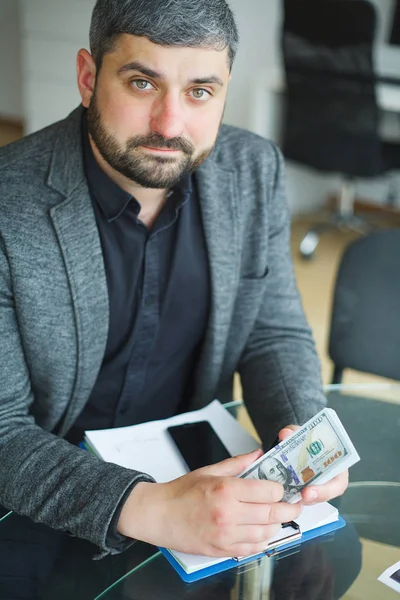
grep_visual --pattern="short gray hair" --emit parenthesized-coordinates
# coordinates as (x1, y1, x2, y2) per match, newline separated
(89, 0, 239, 72)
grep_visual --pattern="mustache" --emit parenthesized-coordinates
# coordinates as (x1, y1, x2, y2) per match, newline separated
(126, 133, 194, 155)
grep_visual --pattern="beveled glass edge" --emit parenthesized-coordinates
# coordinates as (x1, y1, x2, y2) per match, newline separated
(348, 481, 400, 489)
(93, 550, 162, 600)
(324, 383, 400, 392)
(223, 399, 243, 409)
(0, 511, 12, 523)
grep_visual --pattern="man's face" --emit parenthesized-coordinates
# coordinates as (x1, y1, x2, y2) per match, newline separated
(84, 34, 231, 189)
(259, 458, 289, 485)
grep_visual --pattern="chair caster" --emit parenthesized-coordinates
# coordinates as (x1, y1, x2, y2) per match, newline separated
(299, 231, 319, 259)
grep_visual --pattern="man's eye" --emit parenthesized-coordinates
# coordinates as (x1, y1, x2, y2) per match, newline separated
(190, 88, 211, 100)
(132, 80, 153, 91)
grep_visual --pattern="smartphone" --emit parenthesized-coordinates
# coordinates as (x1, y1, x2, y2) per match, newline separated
(167, 420, 231, 471)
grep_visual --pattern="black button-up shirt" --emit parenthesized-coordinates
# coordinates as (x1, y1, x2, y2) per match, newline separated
(67, 115, 210, 443)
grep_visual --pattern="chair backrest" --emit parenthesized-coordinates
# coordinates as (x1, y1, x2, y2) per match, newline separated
(329, 229, 400, 382)
(282, 0, 384, 177)
(390, 0, 400, 45)
(284, 0, 376, 45)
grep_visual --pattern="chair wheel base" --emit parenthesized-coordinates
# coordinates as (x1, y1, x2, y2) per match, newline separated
(299, 232, 320, 259)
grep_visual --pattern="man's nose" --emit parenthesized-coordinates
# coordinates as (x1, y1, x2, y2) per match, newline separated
(150, 93, 185, 140)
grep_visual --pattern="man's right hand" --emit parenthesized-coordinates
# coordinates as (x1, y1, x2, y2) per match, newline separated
(117, 449, 302, 558)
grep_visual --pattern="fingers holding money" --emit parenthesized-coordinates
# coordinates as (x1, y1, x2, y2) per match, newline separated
(278, 424, 300, 441)
(238, 499, 303, 525)
(233, 477, 284, 504)
(241, 409, 358, 512)
(302, 470, 349, 505)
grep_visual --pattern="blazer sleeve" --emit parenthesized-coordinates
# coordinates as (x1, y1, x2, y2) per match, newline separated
(0, 235, 155, 558)
(238, 145, 327, 450)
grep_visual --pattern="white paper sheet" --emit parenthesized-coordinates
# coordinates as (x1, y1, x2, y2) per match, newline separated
(379, 561, 400, 593)
(85, 400, 260, 482)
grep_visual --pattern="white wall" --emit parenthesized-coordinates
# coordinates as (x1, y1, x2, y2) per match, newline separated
(0, 0, 23, 120)
(20, 0, 94, 133)
(224, 0, 282, 130)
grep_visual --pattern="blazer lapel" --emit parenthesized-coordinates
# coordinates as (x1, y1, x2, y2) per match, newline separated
(193, 159, 240, 405)
(48, 108, 109, 433)
(46, 106, 240, 421)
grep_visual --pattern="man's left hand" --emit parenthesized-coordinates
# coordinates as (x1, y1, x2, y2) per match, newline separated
(278, 425, 349, 505)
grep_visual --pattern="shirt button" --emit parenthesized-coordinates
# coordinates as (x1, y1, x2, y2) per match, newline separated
(144, 296, 155, 308)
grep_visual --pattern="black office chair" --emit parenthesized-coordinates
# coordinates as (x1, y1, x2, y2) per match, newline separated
(282, 0, 400, 258)
(328, 229, 400, 384)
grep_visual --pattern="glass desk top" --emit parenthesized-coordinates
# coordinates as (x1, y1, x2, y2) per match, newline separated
(1, 384, 399, 600)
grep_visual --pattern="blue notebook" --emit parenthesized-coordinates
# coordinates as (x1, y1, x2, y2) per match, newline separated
(159, 504, 346, 583)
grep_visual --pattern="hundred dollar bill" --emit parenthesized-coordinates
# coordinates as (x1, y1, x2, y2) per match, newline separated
(239, 408, 360, 503)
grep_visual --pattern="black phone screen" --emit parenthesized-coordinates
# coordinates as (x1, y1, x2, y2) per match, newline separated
(167, 421, 231, 471)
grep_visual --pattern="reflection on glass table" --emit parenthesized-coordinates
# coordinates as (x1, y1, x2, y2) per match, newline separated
(0, 384, 398, 600)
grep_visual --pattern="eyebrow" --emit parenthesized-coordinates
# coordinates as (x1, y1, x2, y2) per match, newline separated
(117, 61, 224, 87)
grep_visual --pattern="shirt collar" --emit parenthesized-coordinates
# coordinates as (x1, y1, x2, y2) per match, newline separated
(81, 113, 192, 223)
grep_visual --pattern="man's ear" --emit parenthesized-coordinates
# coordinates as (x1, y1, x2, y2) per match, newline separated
(77, 49, 97, 108)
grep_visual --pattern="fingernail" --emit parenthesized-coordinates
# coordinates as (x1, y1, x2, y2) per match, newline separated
(307, 489, 318, 500)
(280, 429, 292, 438)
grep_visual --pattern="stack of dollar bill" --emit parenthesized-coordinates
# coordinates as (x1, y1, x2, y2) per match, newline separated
(239, 408, 360, 503)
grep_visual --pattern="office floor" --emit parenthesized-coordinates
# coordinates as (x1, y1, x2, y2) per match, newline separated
(0, 120, 22, 146)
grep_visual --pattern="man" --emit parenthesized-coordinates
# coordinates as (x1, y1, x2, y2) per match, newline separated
(0, 0, 348, 561)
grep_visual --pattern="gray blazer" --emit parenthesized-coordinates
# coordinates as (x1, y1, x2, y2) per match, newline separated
(0, 106, 325, 556)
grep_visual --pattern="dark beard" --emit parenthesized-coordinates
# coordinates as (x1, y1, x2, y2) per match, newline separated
(86, 89, 215, 189)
